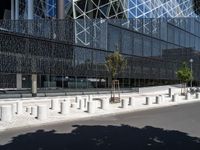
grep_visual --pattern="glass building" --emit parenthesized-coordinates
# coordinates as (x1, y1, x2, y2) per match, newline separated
(0, 0, 200, 90)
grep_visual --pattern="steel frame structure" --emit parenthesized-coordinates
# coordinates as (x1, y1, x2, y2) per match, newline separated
(16, 0, 198, 46)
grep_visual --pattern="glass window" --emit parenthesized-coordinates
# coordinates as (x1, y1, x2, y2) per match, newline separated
(185, 33, 190, 48)
(180, 31, 186, 47)
(122, 30, 133, 54)
(167, 25, 174, 43)
(133, 33, 143, 56)
(175, 29, 180, 45)
(143, 37, 152, 57)
(108, 26, 121, 51)
(189, 34, 195, 48)
(160, 20, 167, 41)
(152, 39, 161, 57)
(143, 19, 152, 36)
(160, 42, 167, 57)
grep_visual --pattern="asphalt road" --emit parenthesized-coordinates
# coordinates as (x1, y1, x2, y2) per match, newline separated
(0, 102, 200, 150)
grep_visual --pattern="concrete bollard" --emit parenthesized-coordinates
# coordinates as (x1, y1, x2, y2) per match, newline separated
(102, 98, 109, 110)
(51, 99, 60, 111)
(1, 105, 12, 122)
(75, 96, 79, 103)
(61, 101, 70, 115)
(87, 101, 96, 113)
(84, 98, 88, 108)
(31, 106, 37, 116)
(145, 97, 150, 105)
(168, 88, 172, 97)
(185, 93, 190, 100)
(71, 103, 77, 109)
(160, 95, 165, 102)
(79, 99, 85, 110)
(121, 99, 129, 109)
(172, 94, 178, 102)
(155, 96, 161, 104)
(88, 95, 93, 101)
(26, 106, 32, 114)
(196, 93, 199, 99)
(17, 101, 23, 115)
(12, 103, 17, 115)
(37, 105, 48, 120)
(129, 97, 135, 107)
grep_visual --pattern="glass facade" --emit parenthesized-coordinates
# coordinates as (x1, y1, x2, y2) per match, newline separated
(1, 18, 200, 89)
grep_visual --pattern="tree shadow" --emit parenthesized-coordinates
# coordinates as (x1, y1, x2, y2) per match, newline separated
(0, 125, 200, 150)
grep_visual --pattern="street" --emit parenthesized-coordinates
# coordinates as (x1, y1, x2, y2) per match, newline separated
(0, 102, 200, 150)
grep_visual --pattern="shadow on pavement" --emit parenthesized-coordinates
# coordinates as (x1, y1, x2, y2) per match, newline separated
(0, 125, 200, 150)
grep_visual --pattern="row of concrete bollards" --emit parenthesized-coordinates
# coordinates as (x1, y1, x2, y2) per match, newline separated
(143, 92, 200, 106)
(1, 91, 200, 122)
(0, 95, 107, 122)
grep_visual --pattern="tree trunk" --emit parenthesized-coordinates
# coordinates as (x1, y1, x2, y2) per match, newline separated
(181, 83, 183, 95)
(184, 83, 187, 94)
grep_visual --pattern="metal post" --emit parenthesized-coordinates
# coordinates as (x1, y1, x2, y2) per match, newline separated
(191, 62, 192, 88)
(56, 0, 65, 19)
(190, 59, 193, 89)
(11, 0, 15, 20)
(15, 0, 19, 20)
(28, 0, 34, 20)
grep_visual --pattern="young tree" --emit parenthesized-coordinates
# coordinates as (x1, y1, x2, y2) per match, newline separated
(105, 50, 127, 103)
(176, 62, 193, 95)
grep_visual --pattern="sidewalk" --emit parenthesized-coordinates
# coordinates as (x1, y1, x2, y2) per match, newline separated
(0, 88, 199, 132)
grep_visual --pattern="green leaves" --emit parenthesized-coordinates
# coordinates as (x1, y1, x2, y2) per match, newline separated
(176, 62, 193, 83)
(105, 51, 127, 79)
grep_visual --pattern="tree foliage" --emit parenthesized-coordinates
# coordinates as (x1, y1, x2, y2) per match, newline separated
(176, 62, 193, 94)
(105, 51, 127, 79)
(176, 62, 192, 83)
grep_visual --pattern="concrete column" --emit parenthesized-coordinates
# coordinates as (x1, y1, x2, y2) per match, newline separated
(17, 101, 23, 115)
(129, 97, 134, 107)
(61, 101, 70, 114)
(196, 93, 199, 99)
(88, 95, 93, 101)
(26, 106, 32, 114)
(51, 99, 60, 111)
(71, 103, 77, 109)
(31, 106, 37, 116)
(32, 74, 37, 97)
(16, 73, 22, 90)
(84, 98, 88, 108)
(37, 105, 48, 120)
(87, 101, 96, 113)
(11, 0, 15, 20)
(79, 99, 85, 110)
(145, 97, 150, 105)
(56, 0, 65, 19)
(1, 105, 12, 122)
(12, 103, 17, 115)
(102, 98, 109, 110)
(75, 96, 79, 103)
(121, 99, 129, 109)
(172, 94, 178, 102)
(15, 0, 19, 20)
(160, 95, 165, 102)
(28, 0, 34, 20)
(185, 93, 190, 100)
(155, 96, 161, 104)
(168, 88, 172, 97)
